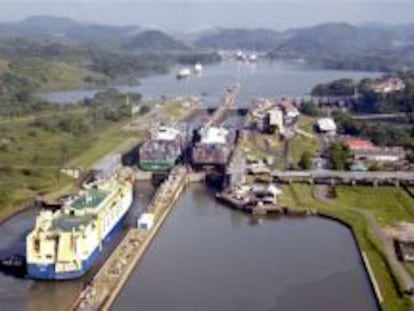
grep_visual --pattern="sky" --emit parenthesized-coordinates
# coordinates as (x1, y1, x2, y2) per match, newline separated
(0, 0, 413, 32)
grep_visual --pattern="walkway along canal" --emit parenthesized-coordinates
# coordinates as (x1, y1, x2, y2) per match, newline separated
(72, 167, 188, 310)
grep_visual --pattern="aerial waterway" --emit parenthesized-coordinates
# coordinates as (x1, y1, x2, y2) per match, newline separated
(40, 60, 381, 107)
(0, 61, 383, 310)
(113, 185, 378, 311)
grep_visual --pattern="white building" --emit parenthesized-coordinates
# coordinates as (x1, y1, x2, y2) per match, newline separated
(372, 77, 406, 94)
(316, 118, 337, 133)
(267, 108, 285, 135)
(137, 213, 155, 231)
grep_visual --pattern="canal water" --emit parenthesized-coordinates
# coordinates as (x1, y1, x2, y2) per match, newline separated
(0, 182, 155, 311)
(41, 60, 381, 107)
(0, 60, 381, 310)
(114, 186, 378, 311)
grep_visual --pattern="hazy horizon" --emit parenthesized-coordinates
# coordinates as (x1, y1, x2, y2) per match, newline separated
(0, 0, 413, 32)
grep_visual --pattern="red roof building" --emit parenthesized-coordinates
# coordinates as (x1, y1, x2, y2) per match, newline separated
(344, 138, 375, 151)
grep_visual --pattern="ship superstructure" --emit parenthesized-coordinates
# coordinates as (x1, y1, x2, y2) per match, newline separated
(26, 177, 133, 280)
(191, 126, 237, 167)
(139, 123, 188, 171)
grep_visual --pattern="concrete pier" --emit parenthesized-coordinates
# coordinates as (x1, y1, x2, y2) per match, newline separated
(204, 84, 240, 128)
(72, 166, 188, 311)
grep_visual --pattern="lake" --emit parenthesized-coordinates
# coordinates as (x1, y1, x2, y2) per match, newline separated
(41, 60, 381, 107)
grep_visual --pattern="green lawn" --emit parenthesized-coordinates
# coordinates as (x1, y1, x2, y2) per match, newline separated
(289, 134, 321, 163)
(335, 187, 414, 227)
(69, 124, 132, 169)
(0, 109, 128, 215)
(288, 116, 321, 164)
(297, 115, 318, 133)
(280, 184, 413, 311)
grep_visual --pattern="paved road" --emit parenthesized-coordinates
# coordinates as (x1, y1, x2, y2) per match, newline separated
(273, 170, 414, 181)
(352, 113, 408, 120)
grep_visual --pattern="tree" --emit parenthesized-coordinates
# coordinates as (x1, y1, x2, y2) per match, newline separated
(300, 100, 320, 117)
(139, 105, 151, 115)
(328, 141, 350, 170)
(298, 151, 313, 170)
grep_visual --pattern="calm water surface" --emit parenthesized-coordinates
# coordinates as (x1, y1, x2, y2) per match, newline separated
(0, 182, 155, 311)
(41, 60, 381, 107)
(114, 186, 378, 311)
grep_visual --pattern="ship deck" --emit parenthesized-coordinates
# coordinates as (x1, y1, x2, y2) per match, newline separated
(52, 214, 95, 232)
(71, 188, 108, 210)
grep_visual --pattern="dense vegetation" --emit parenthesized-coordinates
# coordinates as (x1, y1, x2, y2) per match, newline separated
(311, 72, 414, 114)
(0, 16, 221, 92)
(268, 23, 414, 71)
(0, 71, 51, 116)
(194, 22, 414, 72)
(311, 78, 356, 97)
(123, 30, 191, 52)
(334, 113, 414, 149)
(195, 28, 282, 50)
(0, 88, 142, 215)
(327, 141, 351, 170)
(298, 151, 313, 170)
(298, 100, 321, 117)
(307, 72, 414, 150)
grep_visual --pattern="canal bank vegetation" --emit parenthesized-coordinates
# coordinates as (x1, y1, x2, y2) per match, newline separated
(0, 89, 198, 220)
(0, 89, 142, 216)
(279, 184, 414, 311)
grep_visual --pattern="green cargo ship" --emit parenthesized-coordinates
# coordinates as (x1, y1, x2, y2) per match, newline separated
(138, 123, 187, 172)
(139, 160, 176, 171)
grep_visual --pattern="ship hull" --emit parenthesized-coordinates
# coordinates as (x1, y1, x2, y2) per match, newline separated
(139, 160, 176, 172)
(27, 211, 127, 280)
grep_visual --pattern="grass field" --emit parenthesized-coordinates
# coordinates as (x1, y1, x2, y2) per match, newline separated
(0, 98, 197, 218)
(288, 116, 321, 164)
(289, 135, 320, 163)
(0, 107, 129, 215)
(335, 187, 414, 227)
(242, 132, 283, 164)
(297, 115, 317, 133)
(280, 184, 413, 311)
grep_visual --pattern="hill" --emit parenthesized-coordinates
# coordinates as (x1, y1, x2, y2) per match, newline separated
(194, 28, 282, 50)
(0, 15, 140, 45)
(122, 30, 191, 52)
(268, 23, 414, 71)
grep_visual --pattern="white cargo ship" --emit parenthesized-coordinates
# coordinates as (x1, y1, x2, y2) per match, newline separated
(194, 63, 203, 74)
(26, 177, 133, 280)
(176, 68, 191, 79)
